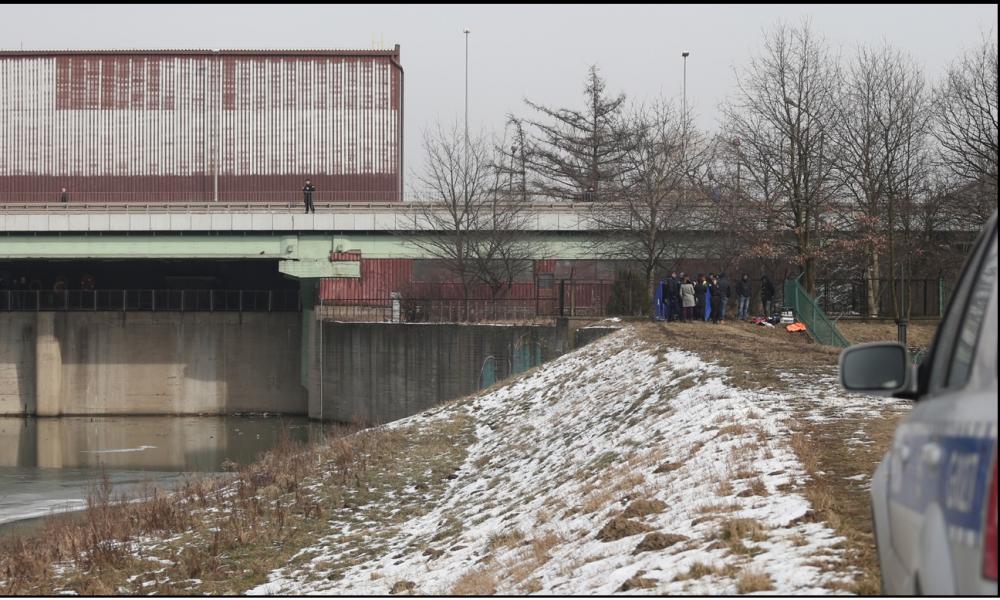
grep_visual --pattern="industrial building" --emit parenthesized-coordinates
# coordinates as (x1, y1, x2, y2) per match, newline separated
(0, 48, 403, 203)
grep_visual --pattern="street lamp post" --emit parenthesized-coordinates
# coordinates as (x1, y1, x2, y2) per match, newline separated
(463, 28, 470, 150)
(681, 51, 690, 202)
(681, 51, 690, 145)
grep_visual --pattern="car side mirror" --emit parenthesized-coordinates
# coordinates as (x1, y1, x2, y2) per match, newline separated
(839, 342, 915, 397)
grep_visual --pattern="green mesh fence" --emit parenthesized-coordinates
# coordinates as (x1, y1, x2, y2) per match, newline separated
(783, 276, 851, 348)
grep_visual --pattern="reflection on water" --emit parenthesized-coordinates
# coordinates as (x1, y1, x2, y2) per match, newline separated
(0, 415, 322, 531)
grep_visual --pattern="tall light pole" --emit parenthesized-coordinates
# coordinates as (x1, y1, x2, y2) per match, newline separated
(681, 51, 690, 143)
(682, 51, 690, 199)
(463, 28, 470, 150)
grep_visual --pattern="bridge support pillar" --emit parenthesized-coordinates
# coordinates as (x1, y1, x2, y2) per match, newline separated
(299, 279, 325, 420)
(35, 312, 62, 417)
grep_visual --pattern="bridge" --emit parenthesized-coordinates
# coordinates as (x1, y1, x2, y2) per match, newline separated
(0, 201, 627, 282)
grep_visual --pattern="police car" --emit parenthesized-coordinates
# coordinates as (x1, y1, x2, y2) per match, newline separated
(839, 210, 997, 595)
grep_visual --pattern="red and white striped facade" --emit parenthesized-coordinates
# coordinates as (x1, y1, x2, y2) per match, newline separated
(0, 48, 402, 203)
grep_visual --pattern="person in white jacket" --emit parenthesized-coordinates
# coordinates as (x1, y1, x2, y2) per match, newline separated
(679, 277, 696, 321)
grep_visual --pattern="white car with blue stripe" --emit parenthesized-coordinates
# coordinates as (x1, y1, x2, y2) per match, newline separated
(840, 209, 997, 595)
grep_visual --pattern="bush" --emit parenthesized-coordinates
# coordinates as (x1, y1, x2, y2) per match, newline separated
(607, 270, 651, 316)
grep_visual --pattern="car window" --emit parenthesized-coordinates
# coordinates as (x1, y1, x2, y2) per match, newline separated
(926, 222, 997, 394)
(947, 233, 998, 388)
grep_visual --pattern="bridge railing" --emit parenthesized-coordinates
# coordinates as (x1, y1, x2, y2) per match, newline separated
(0, 289, 301, 312)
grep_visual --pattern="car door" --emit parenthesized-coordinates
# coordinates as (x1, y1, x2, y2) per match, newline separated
(887, 221, 998, 593)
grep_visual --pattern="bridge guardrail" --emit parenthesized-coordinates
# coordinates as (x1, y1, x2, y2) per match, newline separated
(0, 289, 301, 312)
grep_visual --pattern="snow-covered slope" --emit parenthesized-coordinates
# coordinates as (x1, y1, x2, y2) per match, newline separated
(250, 327, 861, 595)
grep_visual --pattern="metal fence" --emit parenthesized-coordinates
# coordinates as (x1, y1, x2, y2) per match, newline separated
(318, 279, 616, 323)
(318, 298, 552, 324)
(784, 276, 851, 348)
(0, 289, 300, 312)
(811, 278, 949, 318)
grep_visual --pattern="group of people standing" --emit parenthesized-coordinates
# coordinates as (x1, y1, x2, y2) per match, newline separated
(660, 272, 776, 324)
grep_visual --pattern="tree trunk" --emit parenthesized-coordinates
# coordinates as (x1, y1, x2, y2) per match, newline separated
(866, 248, 880, 318)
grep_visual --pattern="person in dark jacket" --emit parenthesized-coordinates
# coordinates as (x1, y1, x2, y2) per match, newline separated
(736, 273, 752, 320)
(760, 275, 776, 316)
(302, 179, 316, 213)
(694, 273, 706, 322)
(717, 272, 732, 322)
(709, 274, 723, 323)
(666, 271, 681, 322)
(60, 187, 69, 203)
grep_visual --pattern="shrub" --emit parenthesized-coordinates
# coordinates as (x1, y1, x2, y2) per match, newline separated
(607, 270, 651, 316)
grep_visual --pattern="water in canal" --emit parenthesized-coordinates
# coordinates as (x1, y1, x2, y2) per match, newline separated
(0, 415, 323, 536)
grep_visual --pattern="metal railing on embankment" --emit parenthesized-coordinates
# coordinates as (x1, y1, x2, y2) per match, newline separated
(317, 298, 553, 324)
(783, 276, 851, 348)
(0, 289, 301, 312)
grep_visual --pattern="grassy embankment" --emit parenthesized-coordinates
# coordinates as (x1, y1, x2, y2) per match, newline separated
(642, 319, 937, 594)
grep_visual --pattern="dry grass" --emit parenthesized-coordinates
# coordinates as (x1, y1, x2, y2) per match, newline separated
(716, 423, 748, 437)
(789, 432, 820, 475)
(530, 532, 562, 562)
(736, 568, 774, 593)
(695, 501, 741, 514)
(674, 561, 718, 581)
(0, 415, 475, 596)
(487, 529, 525, 552)
(713, 477, 734, 497)
(787, 411, 906, 594)
(719, 518, 768, 544)
(580, 487, 615, 514)
(836, 320, 938, 350)
(744, 476, 768, 497)
(450, 566, 498, 595)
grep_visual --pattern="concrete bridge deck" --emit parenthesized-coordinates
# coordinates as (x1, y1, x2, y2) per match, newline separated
(0, 202, 595, 233)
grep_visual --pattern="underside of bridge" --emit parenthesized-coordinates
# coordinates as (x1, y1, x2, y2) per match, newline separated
(0, 258, 297, 293)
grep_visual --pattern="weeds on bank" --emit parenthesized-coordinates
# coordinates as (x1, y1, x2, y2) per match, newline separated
(0, 420, 445, 595)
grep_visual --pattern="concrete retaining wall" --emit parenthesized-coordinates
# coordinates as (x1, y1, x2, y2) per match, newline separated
(0, 312, 305, 416)
(317, 323, 566, 424)
(0, 314, 36, 415)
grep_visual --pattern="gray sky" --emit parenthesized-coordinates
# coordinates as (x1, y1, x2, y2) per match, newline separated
(4, 4, 997, 182)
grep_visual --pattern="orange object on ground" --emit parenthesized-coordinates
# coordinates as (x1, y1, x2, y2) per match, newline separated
(786, 322, 807, 332)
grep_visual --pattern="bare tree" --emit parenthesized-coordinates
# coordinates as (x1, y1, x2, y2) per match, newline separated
(494, 115, 531, 204)
(722, 20, 842, 294)
(933, 34, 998, 217)
(522, 65, 633, 199)
(587, 99, 712, 300)
(408, 122, 537, 311)
(831, 44, 931, 317)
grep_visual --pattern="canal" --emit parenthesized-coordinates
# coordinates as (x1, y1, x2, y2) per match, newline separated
(0, 415, 322, 536)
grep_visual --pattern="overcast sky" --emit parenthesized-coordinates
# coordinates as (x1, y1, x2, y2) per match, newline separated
(3, 4, 997, 182)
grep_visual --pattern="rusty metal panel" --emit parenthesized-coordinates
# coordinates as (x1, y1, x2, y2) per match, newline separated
(319, 258, 412, 305)
(0, 48, 402, 203)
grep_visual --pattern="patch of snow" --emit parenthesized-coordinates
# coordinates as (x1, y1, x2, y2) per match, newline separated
(79, 445, 158, 454)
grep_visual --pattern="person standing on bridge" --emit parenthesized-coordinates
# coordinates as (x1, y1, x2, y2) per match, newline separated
(60, 187, 68, 203)
(302, 179, 316, 214)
